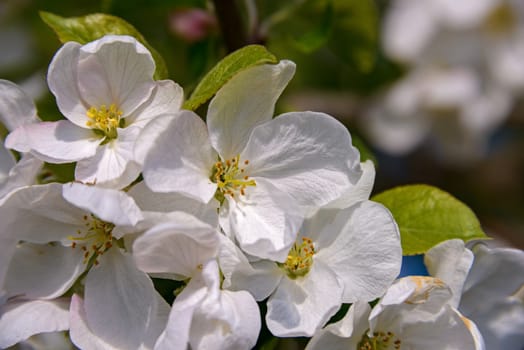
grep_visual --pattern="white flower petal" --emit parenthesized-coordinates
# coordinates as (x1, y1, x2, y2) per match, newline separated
(305, 301, 371, 350)
(84, 249, 156, 350)
(362, 99, 430, 155)
(266, 260, 343, 337)
(133, 219, 219, 278)
(218, 234, 282, 300)
(219, 178, 302, 262)
(243, 112, 359, 207)
(435, 0, 501, 28)
(76, 35, 156, 114)
(47, 41, 88, 127)
(138, 112, 218, 202)
(489, 39, 524, 91)
(316, 201, 402, 302)
(0, 142, 15, 182)
(128, 181, 219, 228)
(190, 289, 261, 350)
(324, 160, 375, 210)
(5, 243, 84, 300)
(420, 67, 479, 109)
(461, 313, 486, 350)
(0, 79, 38, 131)
(466, 298, 524, 350)
(1, 183, 87, 244)
(460, 244, 524, 314)
(0, 231, 17, 301)
(383, 0, 437, 62)
(75, 126, 141, 188)
(460, 86, 512, 134)
(370, 276, 453, 328)
(5, 120, 102, 162)
(69, 294, 120, 350)
(140, 292, 171, 350)
(399, 305, 479, 350)
(154, 266, 210, 350)
(130, 79, 184, 128)
(424, 239, 474, 308)
(62, 182, 143, 229)
(0, 298, 70, 349)
(208, 60, 296, 158)
(0, 154, 42, 200)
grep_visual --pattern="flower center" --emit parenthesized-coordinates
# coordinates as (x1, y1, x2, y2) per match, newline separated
(484, 4, 516, 35)
(358, 331, 402, 350)
(210, 155, 256, 204)
(68, 214, 114, 265)
(86, 104, 123, 140)
(279, 237, 315, 279)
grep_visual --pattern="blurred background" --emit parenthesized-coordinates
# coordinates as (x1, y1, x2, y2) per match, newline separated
(1, 0, 523, 249)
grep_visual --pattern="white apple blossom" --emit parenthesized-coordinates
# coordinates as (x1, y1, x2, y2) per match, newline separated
(383, 0, 524, 81)
(363, 0, 524, 162)
(5, 35, 183, 189)
(132, 220, 261, 349)
(0, 80, 45, 310)
(306, 276, 483, 350)
(362, 65, 512, 162)
(425, 239, 524, 349)
(0, 80, 43, 201)
(0, 182, 168, 349)
(219, 199, 401, 337)
(136, 60, 362, 261)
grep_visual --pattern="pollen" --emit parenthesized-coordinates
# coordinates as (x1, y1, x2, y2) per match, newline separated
(358, 330, 402, 350)
(68, 214, 115, 265)
(484, 4, 516, 35)
(86, 103, 123, 139)
(210, 155, 256, 203)
(279, 237, 315, 279)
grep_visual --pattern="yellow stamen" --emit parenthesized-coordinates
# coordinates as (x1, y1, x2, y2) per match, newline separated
(210, 155, 256, 204)
(279, 237, 315, 279)
(86, 103, 123, 139)
(68, 214, 115, 265)
(484, 4, 516, 34)
(357, 330, 402, 350)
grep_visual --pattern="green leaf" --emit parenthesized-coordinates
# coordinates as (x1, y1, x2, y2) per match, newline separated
(292, 1, 334, 53)
(327, 0, 379, 73)
(183, 45, 278, 111)
(372, 185, 487, 255)
(265, 0, 378, 74)
(40, 11, 168, 80)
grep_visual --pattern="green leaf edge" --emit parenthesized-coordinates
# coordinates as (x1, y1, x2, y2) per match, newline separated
(183, 45, 278, 111)
(40, 11, 168, 80)
(372, 184, 487, 255)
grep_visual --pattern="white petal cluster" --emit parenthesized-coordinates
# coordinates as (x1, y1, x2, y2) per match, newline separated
(425, 239, 524, 349)
(363, 0, 524, 163)
(2, 33, 514, 350)
(5, 35, 184, 189)
(306, 276, 483, 350)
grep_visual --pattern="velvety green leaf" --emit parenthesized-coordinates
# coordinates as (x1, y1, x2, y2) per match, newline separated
(40, 11, 168, 80)
(372, 185, 487, 255)
(183, 45, 278, 111)
(292, 2, 334, 53)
